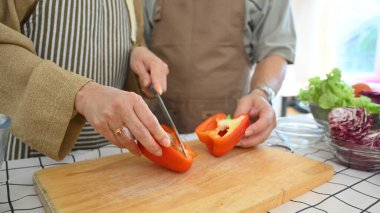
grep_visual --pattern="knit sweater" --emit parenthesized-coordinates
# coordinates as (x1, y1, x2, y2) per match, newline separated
(0, 0, 144, 160)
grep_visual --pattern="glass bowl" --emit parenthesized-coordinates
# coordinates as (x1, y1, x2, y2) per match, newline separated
(309, 103, 331, 125)
(275, 117, 325, 148)
(325, 133, 380, 171)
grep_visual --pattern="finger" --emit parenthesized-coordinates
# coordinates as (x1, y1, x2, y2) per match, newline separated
(244, 117, 265, 136)
(162, 73, 167, 93)
(150, 61, 164, 95)
(108, 118, 131, 148)
(237, 128, 272, 147)
(104, 110, 138, 151)
(120, 100, 165, 156)
(124, 140, 141, 156)
(100, 123, 125, 148)
(248, 107, 260, 119)
(123, 115, 163, 156)
(122, 131, 141, 156)
(90, 123, 109, 145)
(234, 96, 253, 117)
(104, 102, 142, 155)
(161, 63, 169, 93)
(133, 98, 170, 147)
(133, 61, 151, 88)
(118, 128, 141, 156)
(245, 103, 276, 133)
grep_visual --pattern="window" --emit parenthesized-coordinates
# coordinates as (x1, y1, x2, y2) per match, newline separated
(333, 0, 380, 82)
(278, 0, 380, 103)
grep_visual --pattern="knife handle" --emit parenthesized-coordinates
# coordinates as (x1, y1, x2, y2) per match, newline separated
(148, 85, 158, 96)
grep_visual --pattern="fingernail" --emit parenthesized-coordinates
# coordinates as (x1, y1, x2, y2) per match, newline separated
(162, 137, 170, 147)
(158, 88, 163, 95)
(245, 130, 253, 137)
(143, 79, 149, 87)
(155, 149, 162, 157)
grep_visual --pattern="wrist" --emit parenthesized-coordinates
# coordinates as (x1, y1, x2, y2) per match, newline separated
(251, 85, 275, 105)
(75, 81, 96, 115)
(251, 89, 271, 105)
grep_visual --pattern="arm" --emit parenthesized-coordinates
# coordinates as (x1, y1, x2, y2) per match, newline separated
(234, 56, 287, 146)
(1, 1, 170, 159)
(234, 0, 296, 147)
(126, 0, 168, 96)
(249, 0, 296, 64)
(0, 22, 90, 160)
(251, 55, 287, 95)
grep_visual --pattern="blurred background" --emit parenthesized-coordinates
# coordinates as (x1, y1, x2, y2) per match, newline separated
(274, 0, 380, 116)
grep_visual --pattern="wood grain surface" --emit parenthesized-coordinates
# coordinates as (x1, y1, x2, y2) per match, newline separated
(34, 142, 333, 213)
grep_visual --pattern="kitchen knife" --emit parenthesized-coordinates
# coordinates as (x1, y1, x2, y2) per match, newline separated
(148, 86, 188, 158)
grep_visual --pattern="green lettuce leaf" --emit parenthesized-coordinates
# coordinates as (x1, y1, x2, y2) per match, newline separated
(297, 68, 380, 114)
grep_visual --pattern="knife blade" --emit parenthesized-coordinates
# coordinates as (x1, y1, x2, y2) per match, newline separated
(149, 86, 188, 158)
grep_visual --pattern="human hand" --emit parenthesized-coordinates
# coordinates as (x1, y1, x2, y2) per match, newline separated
(233, 92, 276, 147)
(74, 82, 170, 156)
(130, 46, 169, 95)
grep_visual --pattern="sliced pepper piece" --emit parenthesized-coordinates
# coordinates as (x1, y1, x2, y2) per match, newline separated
(195, 113, 250, 157)
(138, 125, 197, 173)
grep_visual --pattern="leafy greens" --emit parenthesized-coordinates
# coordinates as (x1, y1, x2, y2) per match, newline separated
(298, 68, 380, 114)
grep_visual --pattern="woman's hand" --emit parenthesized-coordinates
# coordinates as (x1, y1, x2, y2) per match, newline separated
(74, 82, 170, 156)
(233, 91, 276, 147)
(130, 46, 169, 95)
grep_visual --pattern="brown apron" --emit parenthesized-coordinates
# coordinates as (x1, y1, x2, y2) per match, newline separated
(151, 0, 251, 133)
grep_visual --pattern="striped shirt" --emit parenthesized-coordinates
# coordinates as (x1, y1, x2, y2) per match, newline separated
(6, 0, 132, 160)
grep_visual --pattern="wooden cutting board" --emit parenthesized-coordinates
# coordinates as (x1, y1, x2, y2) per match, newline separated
(34, 142, 333, 213)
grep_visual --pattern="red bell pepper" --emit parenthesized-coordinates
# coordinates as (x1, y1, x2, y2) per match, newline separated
(138, 125, 197, 173)
(195, 113, 250, 157)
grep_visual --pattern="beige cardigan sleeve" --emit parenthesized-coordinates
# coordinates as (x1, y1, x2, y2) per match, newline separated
(0, 0, 91, 160)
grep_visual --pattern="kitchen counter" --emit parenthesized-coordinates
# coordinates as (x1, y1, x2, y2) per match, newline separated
(1, 132, 380, 213)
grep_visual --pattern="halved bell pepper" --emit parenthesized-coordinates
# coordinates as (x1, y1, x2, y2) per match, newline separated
(138, 125, 197, 173)
(195, 113, 250, 157)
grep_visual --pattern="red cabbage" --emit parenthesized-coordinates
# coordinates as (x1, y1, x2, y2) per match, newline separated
(362, 129, 380, 147)
(360, 91, 380, 104)
(328, 107, 380, 148)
